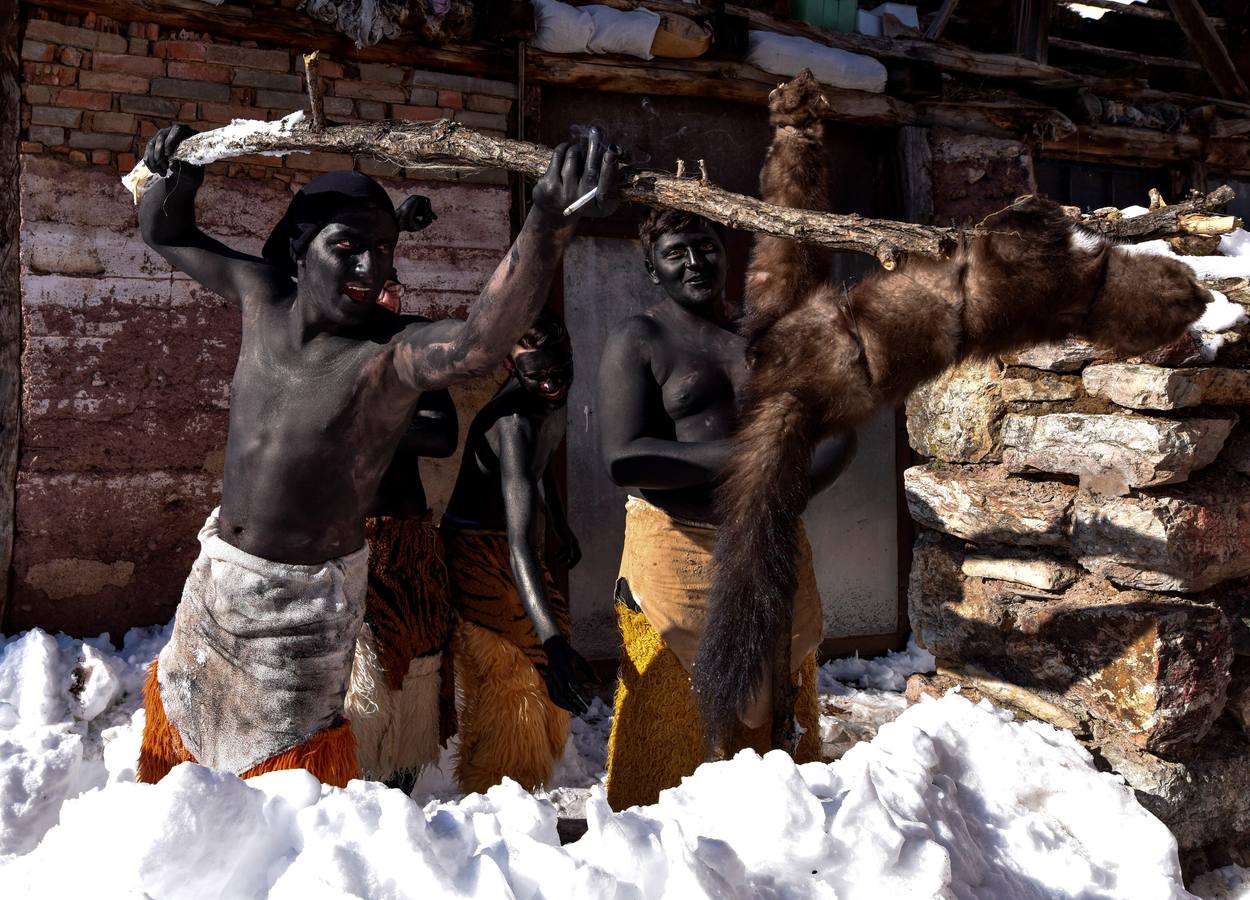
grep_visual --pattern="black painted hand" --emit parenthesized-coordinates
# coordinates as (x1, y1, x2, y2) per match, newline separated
(530, 126, 620, 225)
(541, 634, 596, 716)
(396, 195, 437, 232)
(553, 528, 582, 570)
(143, 124, 201, 182)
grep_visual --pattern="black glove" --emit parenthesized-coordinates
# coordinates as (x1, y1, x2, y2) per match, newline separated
(541, 634, 596, 716)
(396, 195, 437, 232)
(143, 123, 201, 182)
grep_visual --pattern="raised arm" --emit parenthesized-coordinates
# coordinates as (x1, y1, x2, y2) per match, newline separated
(138, 125, 287, 306)
(391, 129, 619, 392)
(495, 416, 594, 714)
(597, 318, 732, 491)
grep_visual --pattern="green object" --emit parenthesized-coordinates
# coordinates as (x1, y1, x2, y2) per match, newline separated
(790, 0, 858, 33)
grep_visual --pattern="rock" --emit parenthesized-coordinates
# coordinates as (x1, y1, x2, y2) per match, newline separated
(1227, 657, 1250, 739)
(1096, 719, 1250, 853)
(910, 532, 1233, 755)
(1084, 363, 1250, 410)
(1002, 412, 1233, 493)
(1000, 368, 1083, 402)
(1002, 339, 1109, 373)
(905, 358, 1006, 463)
(904, 464, 1074, 547)
(1072, 475, 1250, 592)
(961, 553, 1080, 591)
(1225, 429, 1250, 477)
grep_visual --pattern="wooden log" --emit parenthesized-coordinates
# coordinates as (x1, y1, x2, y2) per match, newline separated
(924, 0, 961, 40)
(302, 52, 326, 132)
(1014, 0, 1051, 64)
(1048, 36, 1204, 71)
(1165, 0, 1250, 102)
(1077, 186, 1240, 240)
(142, 117, 1238, 259)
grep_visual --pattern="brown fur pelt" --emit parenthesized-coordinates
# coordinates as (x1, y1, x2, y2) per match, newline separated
(692, 69, 1213, 756)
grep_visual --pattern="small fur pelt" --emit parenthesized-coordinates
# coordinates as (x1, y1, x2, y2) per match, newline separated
(692, 69, 1212, 757)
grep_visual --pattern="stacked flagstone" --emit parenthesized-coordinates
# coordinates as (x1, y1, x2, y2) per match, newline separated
(903, 269, 1250, 871)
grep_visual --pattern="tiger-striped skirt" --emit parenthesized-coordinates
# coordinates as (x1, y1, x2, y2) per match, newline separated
(344, 514, 458, 783)
(441, 524, 571, 794)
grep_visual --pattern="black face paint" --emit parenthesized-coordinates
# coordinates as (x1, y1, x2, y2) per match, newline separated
(298, 205, 401, 325)
(648, 226, 728, 310)
(511, 345, 573, 408)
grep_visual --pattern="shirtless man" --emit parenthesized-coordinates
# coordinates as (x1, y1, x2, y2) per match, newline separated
(597, 209, 855, 809)
(134, 122, 618, 786)
(442, 310, 594, 793)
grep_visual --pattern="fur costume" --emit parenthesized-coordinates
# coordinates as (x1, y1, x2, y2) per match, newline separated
(139, 508, 366, 785)
(344, 514, 457, 783)
(604, 496, 821, 810)
(442, 524, 570, 793)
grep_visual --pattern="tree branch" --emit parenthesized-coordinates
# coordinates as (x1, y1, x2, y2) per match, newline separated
(133, 116, 1240, 265)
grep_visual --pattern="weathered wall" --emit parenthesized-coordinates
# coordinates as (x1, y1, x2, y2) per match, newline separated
(0, 0, 20, 624)
(8, 9, 515, 635)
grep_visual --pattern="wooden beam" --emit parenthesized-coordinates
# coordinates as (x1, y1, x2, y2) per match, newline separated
(1048, 36, 1204, 70)
(0, 0, 19, 627)
(1165, 0, 1250, 102)
(897, 126, 933, 225)
(1043, 122, 1204, 166)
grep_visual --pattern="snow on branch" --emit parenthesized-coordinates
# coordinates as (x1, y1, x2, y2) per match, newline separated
(121, 114, 1240, 267)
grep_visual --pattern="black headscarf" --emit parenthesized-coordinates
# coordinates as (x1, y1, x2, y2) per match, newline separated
(262, 171, 396, 277)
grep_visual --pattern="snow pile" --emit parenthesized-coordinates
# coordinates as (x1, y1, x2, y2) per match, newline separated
(0, 626, 166, 858)
(4, 688, 1193, 898)
(1193, 867, 1250, 899)
(818, 635, 935, 692)
(1121, 227, 1250, 282)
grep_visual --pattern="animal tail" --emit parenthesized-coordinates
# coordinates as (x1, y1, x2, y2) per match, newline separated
(693, 389, 816, 755)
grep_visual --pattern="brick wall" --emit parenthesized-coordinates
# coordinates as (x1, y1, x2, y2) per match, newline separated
(9, 8, 518, 635)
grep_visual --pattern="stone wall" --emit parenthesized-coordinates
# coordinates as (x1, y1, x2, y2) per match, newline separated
(905, 253, 1250, 862)
(8, 8, 516, 635)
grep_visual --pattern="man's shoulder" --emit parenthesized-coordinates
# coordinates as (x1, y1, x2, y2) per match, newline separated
(607, 311, 665, 347)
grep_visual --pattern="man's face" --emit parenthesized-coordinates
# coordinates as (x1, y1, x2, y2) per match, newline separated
(509, 344, 573, 408)
(299, 204, 401, 323)
(647, 226, 727, 310)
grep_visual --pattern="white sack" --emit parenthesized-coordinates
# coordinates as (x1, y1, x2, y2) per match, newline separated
(532, 0, 661, 60)
(747, 30, 888, 94)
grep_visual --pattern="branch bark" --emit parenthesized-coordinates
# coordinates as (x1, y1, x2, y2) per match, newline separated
(152, 117, 1240, 263)
(1076, 185, 1240, 241)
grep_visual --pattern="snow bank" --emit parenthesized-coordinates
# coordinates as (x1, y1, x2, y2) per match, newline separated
(1193, 866, 1250, 899)
(819, 635, 935, 692)
(5, 688, 1192, 899)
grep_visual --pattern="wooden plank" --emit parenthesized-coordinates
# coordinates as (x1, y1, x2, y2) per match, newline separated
(1048, 36, 1203, 70)
(897, 126, 933, 225)
(0, 0, 18, 626)
(1165, 0, 1250, 102)
(1042, 122, 1205, 166)
(1015, 0, 1051, 63)
(925, 0, 961, 40)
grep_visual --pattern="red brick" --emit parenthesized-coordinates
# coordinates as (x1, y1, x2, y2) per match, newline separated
(127, 37, 149, 55)
(23, 84, 53, 104)
(296, 56, 344, 79)
(358, 62, 403, 83)
(198, 103, 259, 124)
(89, 111, 136, 133)
(285, 151, 354, 172)
(204, 44, 288, 71)
(21, 40, 54, 63)
(30, 105, 82, 128)
(167, 60, 232, 83)
(21, 141, 44, 154)
(68, 150, 88, 164)
(438, 90, 463, 109)
(91, 149, 111, 165)
(151, 77, 230, 102)
(233, 152, 283, 168)
(146, 24, 160, 40)
(55, 89, 112, 111)
(152, 40, 207, 61)
(93, 52, 164, 77)
(391, 104, 442, 121)
(467, 94, 511, 115)
(139, 119, 159, 139)
(23, 62, 78, 87)
(119, 95, 178, 117)
(79, 70, 149, 93)
(179, 102, 198, 119)
(24, 19, 125, 53)
(58, 46, 86, 67)
(333, 80, 405, 102)
(117, 152, 137, 172)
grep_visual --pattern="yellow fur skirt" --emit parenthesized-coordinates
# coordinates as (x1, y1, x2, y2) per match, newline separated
(443, 525, 571, 794)
(344, 515, 458, 783)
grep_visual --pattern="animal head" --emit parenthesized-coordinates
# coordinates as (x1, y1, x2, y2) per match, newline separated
(1082, 248, 1211, 355)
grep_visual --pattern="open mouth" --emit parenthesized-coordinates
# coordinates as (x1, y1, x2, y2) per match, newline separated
(342, 281, 402, 314)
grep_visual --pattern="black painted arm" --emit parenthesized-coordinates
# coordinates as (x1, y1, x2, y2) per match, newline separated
(597, 318, 732, 490)
(137, 125, 286, 306)
(542, 464, 580, 569)
(809, 429, 858, 496)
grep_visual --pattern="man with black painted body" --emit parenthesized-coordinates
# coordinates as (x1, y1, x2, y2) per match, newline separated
(133, 122, 618, 786)
(597, 209, 856, 809)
